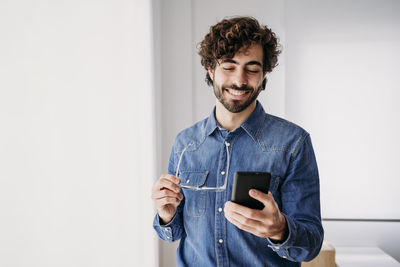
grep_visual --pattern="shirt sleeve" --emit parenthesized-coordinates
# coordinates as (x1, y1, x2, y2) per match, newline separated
(266, 134, 324, 262)
(152, 141, 186, 242)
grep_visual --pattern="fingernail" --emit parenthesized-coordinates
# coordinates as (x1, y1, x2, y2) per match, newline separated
(249, 189, 257, 195)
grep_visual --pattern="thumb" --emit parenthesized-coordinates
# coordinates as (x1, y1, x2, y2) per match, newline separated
(249, 189, 273, 206)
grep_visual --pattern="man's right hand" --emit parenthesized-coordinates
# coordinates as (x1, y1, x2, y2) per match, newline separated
(151, 174, 183, 224)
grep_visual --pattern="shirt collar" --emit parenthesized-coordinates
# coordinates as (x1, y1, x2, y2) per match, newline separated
(240, 100, 266, 140)
(205, 101, 266, 138)
(205, 106, 219, 136)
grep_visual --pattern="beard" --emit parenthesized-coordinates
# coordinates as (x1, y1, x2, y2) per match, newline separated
(213, 82, 262, 113)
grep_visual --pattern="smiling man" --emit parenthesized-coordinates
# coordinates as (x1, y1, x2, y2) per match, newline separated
(152, 16, 323, 267)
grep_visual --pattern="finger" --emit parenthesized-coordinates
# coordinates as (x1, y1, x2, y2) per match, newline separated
(224, 201, 264, 221)
(225, 205, 262, 228)
(152, 190, 183, 201)
(225, 210, 260, 235)
(163, 174, 181, 184)
(155, 196, 181, 208)
(156, 178, 181, 193)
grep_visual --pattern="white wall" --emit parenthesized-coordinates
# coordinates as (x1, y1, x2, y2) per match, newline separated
(156, 0, 400, 266)
(0, 1, 157, 266)
(285, 0, 400, 220)
(323, 220, 400, 263)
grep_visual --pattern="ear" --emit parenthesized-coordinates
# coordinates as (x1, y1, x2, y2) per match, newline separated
(261, 73, 268, 90)
(207, 67, 214, 81)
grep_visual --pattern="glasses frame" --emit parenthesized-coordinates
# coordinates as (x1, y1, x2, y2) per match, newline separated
(176, 141, 231, 191)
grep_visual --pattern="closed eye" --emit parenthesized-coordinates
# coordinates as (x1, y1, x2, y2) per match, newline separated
(248, 70, 260, 73)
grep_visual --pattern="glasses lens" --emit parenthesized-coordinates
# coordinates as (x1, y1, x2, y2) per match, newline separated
(176, 142, 230, 191)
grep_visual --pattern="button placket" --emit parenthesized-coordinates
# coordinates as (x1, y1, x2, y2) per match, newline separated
(214, 140, 231, 266)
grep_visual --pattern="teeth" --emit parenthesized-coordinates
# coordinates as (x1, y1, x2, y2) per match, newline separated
(228, 89, 246, 96)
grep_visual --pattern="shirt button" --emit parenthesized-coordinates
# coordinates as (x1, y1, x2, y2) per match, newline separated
(225, 142, 230, 147)
(274, 246, 280, 250)
(282, 256, 287, 259)
(186, 180, 190, 183)
(221, 171, 225, 175)
(219, 239, 223, 243)
(218, 208, 223, 212)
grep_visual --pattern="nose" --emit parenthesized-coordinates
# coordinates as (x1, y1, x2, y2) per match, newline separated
(232, 68, 247, 88)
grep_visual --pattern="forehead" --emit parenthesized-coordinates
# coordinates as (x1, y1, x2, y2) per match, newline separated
(221, 43, 263, 64)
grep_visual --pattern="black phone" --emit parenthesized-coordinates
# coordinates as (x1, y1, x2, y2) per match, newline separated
(231, 171, 271, 210)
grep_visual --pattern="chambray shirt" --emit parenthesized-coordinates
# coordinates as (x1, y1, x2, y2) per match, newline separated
(153, 101, 323, 267)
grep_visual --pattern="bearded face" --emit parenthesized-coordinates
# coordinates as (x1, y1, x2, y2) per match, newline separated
(209, 44, 265, 114)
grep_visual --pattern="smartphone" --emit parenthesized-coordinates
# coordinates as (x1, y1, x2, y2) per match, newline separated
(231, 171, 271, 210)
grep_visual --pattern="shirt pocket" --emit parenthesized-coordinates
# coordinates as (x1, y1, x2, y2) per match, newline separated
(269, 174, 281, 195)
(179, 170, 209, 218)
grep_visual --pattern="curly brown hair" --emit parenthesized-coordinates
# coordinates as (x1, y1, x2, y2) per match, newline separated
(198, 16, 281, 87)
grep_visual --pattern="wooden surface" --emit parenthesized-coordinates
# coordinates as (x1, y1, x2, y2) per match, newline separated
(302, 241, 335, 267)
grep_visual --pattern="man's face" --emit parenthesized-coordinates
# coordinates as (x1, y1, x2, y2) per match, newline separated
(208, 43, 265, 113)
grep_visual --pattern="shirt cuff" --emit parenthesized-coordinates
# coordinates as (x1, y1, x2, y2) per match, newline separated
(153, 213, 178, 242)
(267, 214, 296, 261)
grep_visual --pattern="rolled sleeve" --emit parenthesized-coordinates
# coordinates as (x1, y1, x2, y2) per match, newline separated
(153, 212, 182, 243)
(267, 214, 297, 261)
(270, 134, 324, 262)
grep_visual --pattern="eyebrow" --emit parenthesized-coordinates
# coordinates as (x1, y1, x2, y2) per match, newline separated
(221, 59, 262, 67)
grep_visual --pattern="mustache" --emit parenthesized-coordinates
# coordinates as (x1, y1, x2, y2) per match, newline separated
(223, 84, 253, 91)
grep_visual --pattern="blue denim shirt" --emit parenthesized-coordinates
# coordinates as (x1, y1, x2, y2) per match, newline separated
(153, 101, 323, 267)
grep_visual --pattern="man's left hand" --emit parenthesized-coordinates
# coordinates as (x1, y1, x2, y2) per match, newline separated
(224, 189, 288, 241)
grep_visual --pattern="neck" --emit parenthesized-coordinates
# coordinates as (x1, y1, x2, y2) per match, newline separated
(215, 100, 257, 132)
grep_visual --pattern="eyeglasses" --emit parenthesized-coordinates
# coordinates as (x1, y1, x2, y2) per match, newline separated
(175, 141, 231, 191)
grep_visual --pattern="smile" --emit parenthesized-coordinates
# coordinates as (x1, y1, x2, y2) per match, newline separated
(225, 88, 250, 96)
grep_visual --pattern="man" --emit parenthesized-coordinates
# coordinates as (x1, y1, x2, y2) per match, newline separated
(152, 16, 323, 266)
